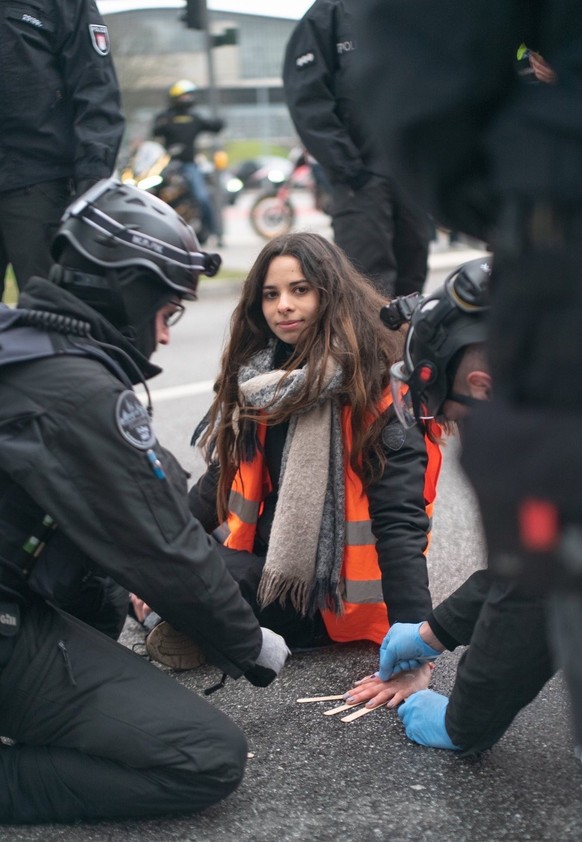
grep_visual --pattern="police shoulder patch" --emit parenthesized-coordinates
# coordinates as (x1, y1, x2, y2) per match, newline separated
(89, 24, 110, 55)
(295, 51, 316, 69)
(382, 420, 406, 451)
(115, 391, 156, 451)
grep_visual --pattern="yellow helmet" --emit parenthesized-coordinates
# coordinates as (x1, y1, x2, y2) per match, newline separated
(168, 79, 198, 104)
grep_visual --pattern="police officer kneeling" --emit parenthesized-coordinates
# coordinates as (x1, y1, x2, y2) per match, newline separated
(0, 179, 289, 824)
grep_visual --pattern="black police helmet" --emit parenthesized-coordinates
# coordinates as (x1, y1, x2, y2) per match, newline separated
(51, 177, 220, 297)
(50, 178, 221, 358)
(393, 257, 491, 422)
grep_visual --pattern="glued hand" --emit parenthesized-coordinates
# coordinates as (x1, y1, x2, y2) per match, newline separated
(343, 663, 433, 710)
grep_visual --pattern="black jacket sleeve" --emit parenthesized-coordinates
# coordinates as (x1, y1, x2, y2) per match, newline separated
(428, 568, 493, 650)
(367, 418, 433, 624)
(282, 0, 367, 186)
(0, 357, 262, 680)
(57, 0, 125, 185)
(188, 461, 221, 534)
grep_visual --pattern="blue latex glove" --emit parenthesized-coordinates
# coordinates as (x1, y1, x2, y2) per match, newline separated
(379, 622, 441, 680)
(397, 689, 460, 750)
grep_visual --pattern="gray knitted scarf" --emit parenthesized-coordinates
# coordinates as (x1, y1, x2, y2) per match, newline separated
(238, 341, 345, 616)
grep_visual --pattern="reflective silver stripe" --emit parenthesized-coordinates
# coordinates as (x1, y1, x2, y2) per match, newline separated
(228, 490, 260, 524)
(345, 520, 375, 546)
(343, 578, 384, 604)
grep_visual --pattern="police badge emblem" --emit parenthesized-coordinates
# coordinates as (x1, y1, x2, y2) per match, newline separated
(115, 391, 156, 451)
(89, 24, 111, 56)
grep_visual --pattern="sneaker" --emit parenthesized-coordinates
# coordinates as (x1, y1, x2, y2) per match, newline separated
(145, 621, 206, 671)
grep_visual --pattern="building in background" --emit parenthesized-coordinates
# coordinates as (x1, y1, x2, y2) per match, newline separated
(97, 1, 299, 164)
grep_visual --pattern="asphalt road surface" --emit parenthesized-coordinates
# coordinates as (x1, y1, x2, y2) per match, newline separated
(4, 200, 580, 841)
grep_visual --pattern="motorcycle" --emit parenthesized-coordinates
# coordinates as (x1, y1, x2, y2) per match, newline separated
(249, 153, 333, 240)
(119, 141, 210, 244)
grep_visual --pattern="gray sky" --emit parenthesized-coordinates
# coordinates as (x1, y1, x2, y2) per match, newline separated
(98, 1, 314, 20)
(208, 0, 313, 17)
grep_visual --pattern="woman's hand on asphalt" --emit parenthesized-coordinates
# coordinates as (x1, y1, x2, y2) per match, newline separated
(343, 663, 433, 710)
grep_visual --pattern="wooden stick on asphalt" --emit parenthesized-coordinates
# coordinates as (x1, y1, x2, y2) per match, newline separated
(323, 702, 360, 716)
(340, 704, 386, 723)
(296, 695, 346, 703)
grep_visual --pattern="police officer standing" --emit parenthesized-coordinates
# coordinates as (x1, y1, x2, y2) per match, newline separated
(0, 0, 124, 297)
(282, 0, 432, 298)
(0, 179, 289, 823)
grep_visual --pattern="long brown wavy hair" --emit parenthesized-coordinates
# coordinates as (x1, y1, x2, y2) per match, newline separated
(200, 232, 405, 520)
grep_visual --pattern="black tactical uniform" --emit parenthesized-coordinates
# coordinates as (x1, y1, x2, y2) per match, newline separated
(356, 1, 582, 754)
(282, 0, 431, 298)
(426, 571, 554, 755)
(0, 179, 288, 824)
(0, 279, 267, 822)
(0, 0, 124, 290)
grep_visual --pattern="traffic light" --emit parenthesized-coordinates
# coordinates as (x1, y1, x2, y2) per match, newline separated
(212, 27, 238, 47)
(182, 0, 206, 30)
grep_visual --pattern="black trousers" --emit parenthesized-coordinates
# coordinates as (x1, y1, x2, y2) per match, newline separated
(0, 179, 72, 294)
(0, 600, 247, 824)
(445, 580, 555, 755)
(331, 175, 431, 298)
(215, 543, 332, 649)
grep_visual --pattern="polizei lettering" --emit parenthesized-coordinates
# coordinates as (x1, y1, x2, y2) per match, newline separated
(131, 233, 164, 254)
(336, 40, 357, 54)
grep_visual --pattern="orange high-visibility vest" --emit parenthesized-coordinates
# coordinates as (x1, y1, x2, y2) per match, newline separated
(224, 391, 442, 645)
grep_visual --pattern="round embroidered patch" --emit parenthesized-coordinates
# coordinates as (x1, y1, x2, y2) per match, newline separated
(115, 391, 156, 450)
(382, 421, 406, 451)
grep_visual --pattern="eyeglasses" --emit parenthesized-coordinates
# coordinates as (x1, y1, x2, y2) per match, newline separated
(163, 303, 185, 327)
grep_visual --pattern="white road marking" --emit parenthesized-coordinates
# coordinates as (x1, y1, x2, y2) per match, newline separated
(136, 380, 215, 404)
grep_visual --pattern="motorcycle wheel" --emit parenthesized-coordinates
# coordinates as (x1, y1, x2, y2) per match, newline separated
(250, 194, 295, 240)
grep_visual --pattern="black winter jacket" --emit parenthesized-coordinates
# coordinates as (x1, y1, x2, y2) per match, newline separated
(282, 0, 388, 188)
(0, 0, 124, 192)
(0, 280, 265, 681)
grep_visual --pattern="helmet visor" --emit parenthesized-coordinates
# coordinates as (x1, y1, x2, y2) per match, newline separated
(390, 361, 436, 428)
(390, 362, 418, 429)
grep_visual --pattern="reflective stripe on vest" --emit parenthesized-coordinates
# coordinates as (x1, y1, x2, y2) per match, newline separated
(224, 391, 442, 645)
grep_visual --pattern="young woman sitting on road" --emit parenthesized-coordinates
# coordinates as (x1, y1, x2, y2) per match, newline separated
(147, 232, 442, 705)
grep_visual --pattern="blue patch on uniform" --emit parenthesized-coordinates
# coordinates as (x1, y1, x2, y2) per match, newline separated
(115, 391, 156, 450)
(382, 421, 406, 451)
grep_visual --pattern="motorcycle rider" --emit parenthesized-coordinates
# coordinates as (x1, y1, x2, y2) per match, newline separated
(0, 178, 289, 824)
(153, 79, 224, 244)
